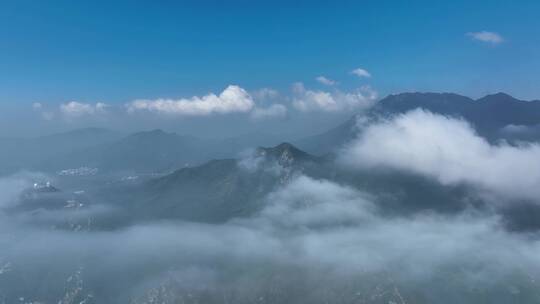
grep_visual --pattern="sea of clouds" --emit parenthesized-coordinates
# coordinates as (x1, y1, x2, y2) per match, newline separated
(1, 109, 540, 303)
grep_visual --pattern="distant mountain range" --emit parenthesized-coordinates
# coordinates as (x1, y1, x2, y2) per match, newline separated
(0, 128, 283, 174)
(54, 129, 286, 174)
(2, 92, 539, 175)
(0, 128, 121, 174)
(44, 129, 210, 173)
(296, 92, 540, 154)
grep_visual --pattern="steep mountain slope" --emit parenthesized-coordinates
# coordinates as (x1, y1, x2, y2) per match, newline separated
(294, 115, 358, 154)
(214, 131, 285, 159)
(121, 143, 325, 223)
(255, 142, 321, 164)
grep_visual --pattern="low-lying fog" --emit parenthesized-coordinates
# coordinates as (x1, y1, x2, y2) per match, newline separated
(2, 109, 540, 304)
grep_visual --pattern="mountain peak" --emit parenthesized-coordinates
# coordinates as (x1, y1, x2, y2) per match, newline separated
(274, 142, 298, 151)
(258, 142, 303, 154)
(256, 142, 317, 165)
(145, 129, 168, 135)
(477, 92, 519, 103)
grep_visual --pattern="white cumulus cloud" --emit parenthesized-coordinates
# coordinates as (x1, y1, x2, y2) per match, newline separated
(126, 85, 255, 116)
(340, 109, 540, 201)
(292, 83, 378, 112)
(351, 67, 371, 78)
(466, 31, 504, 44)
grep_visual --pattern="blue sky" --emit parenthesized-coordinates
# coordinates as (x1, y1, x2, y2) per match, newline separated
(1, 1, 539, 136)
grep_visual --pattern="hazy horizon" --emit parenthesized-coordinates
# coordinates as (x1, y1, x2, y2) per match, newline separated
(2, 90, 537, 139)
(2, 1, 540, 138)
(2, 2, 540, 303)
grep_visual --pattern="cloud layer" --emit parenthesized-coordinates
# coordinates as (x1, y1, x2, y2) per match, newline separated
(340, 109, 540, 201)
(126, 85, 254, 116)
(2, 173, 540, 302)
(60, 101, 108, 118)
(32, 73, 380, 125)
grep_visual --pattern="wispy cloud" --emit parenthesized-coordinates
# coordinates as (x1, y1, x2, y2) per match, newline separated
(351, 67, 371, 78)
(32, 102, 43, 110)
(250, 104, 288, 120)
(60, 101, 109, 118)
(252, 88, 280, 101)
(316, 76, 336, 86)
(466, 31, 504, 45)
(292, 82, 378, 112)
(31, 102, 55, 120)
